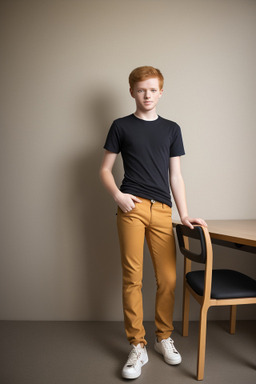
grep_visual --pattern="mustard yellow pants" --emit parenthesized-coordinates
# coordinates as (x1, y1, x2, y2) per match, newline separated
(117, 198, 176, 346)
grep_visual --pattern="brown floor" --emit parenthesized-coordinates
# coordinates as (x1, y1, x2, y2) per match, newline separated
(0, 320, 255, 384)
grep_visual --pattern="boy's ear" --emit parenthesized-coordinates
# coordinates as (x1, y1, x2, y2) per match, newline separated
(159, 89, 164, 97)
(130, 87, 135, 98)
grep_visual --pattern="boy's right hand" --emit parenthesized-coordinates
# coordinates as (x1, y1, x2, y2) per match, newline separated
(114, 191, 142, 213)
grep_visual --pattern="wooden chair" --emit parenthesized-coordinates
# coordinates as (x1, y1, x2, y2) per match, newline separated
(176, 224, 256, 380)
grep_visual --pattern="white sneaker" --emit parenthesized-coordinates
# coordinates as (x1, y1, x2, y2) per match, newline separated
(122, 344, 148, 379)
(154, 337, 182, 365)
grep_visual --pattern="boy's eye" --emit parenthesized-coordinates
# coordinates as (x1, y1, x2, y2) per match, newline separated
(151, 89, 157, 92)
(138, 90, 143, 93)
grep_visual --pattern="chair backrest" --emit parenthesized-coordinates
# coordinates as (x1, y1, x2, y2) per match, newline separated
(176, 225, 207, 264)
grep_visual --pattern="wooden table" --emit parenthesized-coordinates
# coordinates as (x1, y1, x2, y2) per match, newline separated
(174, 219, 256, 254)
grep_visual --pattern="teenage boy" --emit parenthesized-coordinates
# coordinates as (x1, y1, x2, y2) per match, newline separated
(100, 66, 207, 380)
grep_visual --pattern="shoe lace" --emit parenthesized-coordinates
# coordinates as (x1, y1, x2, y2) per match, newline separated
(126, 347, 141, 367)
(162, 338, 178, 354)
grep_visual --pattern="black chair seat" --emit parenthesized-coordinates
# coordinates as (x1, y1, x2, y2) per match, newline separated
(186, 269, 256, 299)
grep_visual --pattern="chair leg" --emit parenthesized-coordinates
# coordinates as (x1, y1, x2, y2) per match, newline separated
(197, 306, 208, 381)
(229, 305, 237, 335)
(182, 285, 190, 336)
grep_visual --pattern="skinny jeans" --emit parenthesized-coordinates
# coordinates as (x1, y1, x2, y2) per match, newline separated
(117, 197, 176, 346)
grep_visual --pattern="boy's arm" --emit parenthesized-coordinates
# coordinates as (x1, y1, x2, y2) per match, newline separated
(99, 150, 142, 212)
(169, 157, 207, 229)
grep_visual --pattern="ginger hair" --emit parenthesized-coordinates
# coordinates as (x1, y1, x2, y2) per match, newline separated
(129, 66, 164, 90)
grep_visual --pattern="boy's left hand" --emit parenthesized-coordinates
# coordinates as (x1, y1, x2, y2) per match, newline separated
(181, 216, 207, 229)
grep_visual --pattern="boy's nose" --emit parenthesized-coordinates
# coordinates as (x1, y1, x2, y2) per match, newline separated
(144, 91, 151, 99)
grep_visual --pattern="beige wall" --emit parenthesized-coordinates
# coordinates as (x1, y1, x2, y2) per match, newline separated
(0, 0, 255, 321)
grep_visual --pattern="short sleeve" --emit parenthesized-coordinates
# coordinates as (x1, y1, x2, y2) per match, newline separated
(103, 121, 121, 154)
(169, 124, 185, 157)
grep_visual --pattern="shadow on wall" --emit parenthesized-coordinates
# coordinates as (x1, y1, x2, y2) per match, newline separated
(57, 91, 123, 320)
(57, 89, 163, 321)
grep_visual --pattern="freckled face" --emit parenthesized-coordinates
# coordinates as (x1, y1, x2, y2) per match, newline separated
(130, 78, 163, 113)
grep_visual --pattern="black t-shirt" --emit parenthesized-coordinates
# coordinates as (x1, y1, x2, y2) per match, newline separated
(104, 114, 185, 207)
